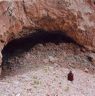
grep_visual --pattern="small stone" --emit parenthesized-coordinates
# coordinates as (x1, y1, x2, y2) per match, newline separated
(69, 63, 75, 68)
(54, 63, 59, 67)
(64, 86, 69, 92)
(43, 59, 49, 63)
(25, 53, 31, 59)
(81, 47, 86, 52)
(48, 56, 57, 63)
(16, 93, 21, 96)
(84, 68, 89, 73)
(87, 53, 95, 65)
(37, 44, 43, 47)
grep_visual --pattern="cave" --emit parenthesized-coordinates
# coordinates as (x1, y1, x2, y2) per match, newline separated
(1, 30, 78, 70)
(2, 30, 77, 54)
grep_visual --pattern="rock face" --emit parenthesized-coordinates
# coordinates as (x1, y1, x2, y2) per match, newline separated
(0, 0, 95, 69)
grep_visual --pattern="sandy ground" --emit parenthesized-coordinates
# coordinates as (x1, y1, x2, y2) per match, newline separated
(0, 41, 95, 96)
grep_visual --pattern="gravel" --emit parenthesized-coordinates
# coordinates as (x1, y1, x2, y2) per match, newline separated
(0, 42, 95, 96)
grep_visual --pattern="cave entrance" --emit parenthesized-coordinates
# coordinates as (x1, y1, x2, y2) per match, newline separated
(2, 30, 77, 55)
(1, 29, 78, 77)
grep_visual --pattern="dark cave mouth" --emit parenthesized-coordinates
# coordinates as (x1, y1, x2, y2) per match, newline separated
(2, 30, 78, 55)
(1, 29, 82, 72)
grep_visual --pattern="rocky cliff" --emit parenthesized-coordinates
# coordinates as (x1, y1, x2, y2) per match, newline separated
(0, 0, 95, 68)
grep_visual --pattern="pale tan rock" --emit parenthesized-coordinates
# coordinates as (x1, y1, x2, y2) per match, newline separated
(84, 68, 89, 73)
(88, 53, 95, 66)
(43, 59, 49, 64)
(0, 0, 95, 73)
(48, 56, 58, 63)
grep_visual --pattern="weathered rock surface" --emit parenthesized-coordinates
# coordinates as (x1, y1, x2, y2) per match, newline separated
(0, 0, 95, 69)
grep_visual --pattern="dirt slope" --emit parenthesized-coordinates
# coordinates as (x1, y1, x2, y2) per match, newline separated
(0, 40, 95, 96)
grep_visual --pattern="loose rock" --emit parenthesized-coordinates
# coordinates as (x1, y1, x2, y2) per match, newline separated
(84, 68, 89, 73)
(48, 56, 57, 63)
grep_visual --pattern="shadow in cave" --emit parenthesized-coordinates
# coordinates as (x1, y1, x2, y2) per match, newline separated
(2, 29, 77, 56)
(1, 29, 79, 77)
